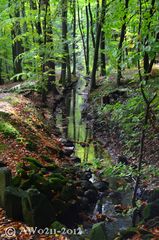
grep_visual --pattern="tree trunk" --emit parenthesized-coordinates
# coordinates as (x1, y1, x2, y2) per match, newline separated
(60, 0, 71, 86)
(0, 59, 4, 85)
(72, 0, 76, 76)
(96, 0, 100, 31)
(132, 86, 156, 226)
(9, 0, 24, 81)
(100, 1, 106, 76)
(91, 0, 106, 90)
(117, 0, 129, 86)
(100, 30, 106, 76)
(86, 0, 90, 75)
(88, 2, 95, 49)
(77, 0, 87, 74)
(143, 0, 156, 80)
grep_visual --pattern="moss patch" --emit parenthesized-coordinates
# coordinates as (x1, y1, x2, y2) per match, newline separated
(0, 121, 19, 138)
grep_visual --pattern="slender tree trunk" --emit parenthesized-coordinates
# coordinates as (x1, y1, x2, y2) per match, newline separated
(143, 0, 156, 80)
(117, 0, 129, 86)
(29, 0, 37, 43)
(100, 0, 106, 76)
(0, 60, 4, 85)
(9, 0, 24, 81)
(45, 1, 57, 93)
(91, 0, 106, 90)
(60, 0, 67, 85)
(96, 0, 100, 31)
(60, 0, 71, 86)
(72, 0, 76, 76)
(66, 45, 71, 83)
(88, 2, 95, 49)
(41, 1, 48, 103)
(132, 86, 156, 226)
(85, 0, 90, 75)
(77, 0, 87, 74)
(100, 30, 106, 76)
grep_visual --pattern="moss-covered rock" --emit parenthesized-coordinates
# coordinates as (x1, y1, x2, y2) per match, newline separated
(60, 184, 76, 201)
(0, 120, 19, 138)
(51, 199, 66, 214)
(119, 227, 138, 240)
(0, 167, 12, 207)
(45, 164, 59, 171)
(49, 177, 66, 191)
(90, 222, 108, 240)
(4, 186, 26, 221)
(20, 179, 32, 190)
(49, 173, 66, 181)
(22, 188, 55, 228)
(50, 221, 65, 231)
(23, 157, 43, 169)
(12, 175, 22, 187)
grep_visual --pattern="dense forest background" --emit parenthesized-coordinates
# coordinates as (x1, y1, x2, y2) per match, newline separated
(0, 0, 158, 91)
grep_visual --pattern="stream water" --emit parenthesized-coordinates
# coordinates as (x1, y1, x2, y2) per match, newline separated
(54, 76, 132, 239)
(55, 76, 112, 167)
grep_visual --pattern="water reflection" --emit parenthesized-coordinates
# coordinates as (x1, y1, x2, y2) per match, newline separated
(55, 77, 111, 165)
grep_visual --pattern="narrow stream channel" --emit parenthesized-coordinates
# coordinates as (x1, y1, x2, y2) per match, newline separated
(55, 76, 112, 167)
(54, 76, 132, 239)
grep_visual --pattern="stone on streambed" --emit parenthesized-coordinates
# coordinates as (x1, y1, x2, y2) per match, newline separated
(63, 146, 74, 156)
(61, 139, 74, 148)
(70, 156, 81, 163)
(143, 200, 159, 221)
(84, 189, 98, 203)
(60, 184, 76, 201)
(90, 222, 108, 240)
(79, 197, 89, 210)
(109, 191, 122, 205)
(80, 170, 92, 180)
(0, 167, 12, 207)
(22, 188, 54, 228)
(93, 181, 109, 192)
(58, 200, 80, 227)
(80, 180, 95, 191)
(4, 186, 26, 221)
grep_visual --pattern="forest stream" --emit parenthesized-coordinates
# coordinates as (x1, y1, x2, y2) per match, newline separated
(54, 76, 133, 239)
(0, 0, 159, 238)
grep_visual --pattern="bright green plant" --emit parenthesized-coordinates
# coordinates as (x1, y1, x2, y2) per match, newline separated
(0, 120, 19, 138)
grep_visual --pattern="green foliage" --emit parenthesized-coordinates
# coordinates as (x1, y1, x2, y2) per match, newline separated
(104, 162, 159, 181)
(98, 90, 147, 153)
(104, 163, 137, 178)
(0, 120, 19, 138)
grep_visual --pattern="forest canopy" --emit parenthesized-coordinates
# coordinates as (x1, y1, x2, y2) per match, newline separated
(0, 0, 158, 92)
